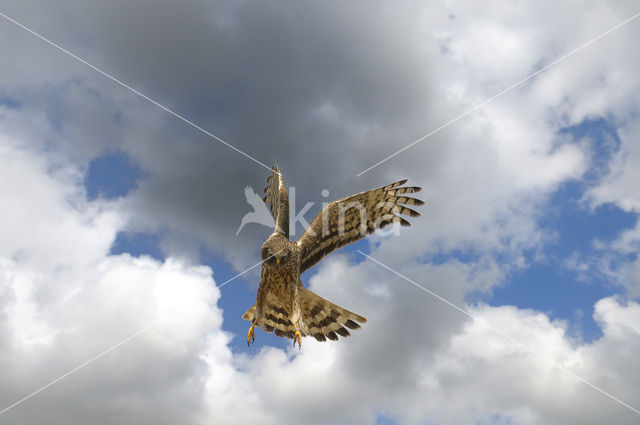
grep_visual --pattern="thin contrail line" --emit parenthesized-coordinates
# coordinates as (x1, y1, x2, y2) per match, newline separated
(357, 10, 640, 176)
(0, 10, 274, 174)
(0, 254, 270, 416)
(357, 250, 640, 417)
(215, 250, 280, 289)
(0, 319, 161, 416)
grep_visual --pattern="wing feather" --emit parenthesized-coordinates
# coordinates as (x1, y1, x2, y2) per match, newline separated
(296, 179, 423, 273)
(263, 164, 289, 238)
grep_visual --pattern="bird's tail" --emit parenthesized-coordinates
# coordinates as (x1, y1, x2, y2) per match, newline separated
(242, 304, 256, 322)
(300, 287, 366, 342)
(242, 303, 297, 338)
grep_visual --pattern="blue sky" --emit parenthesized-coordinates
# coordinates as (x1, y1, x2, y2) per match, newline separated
(82, 123, 640, 422)
(2, 2, 640, 425)
(90, 117, 639, 349)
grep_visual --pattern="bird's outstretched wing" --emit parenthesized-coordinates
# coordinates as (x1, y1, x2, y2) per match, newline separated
(263, 165, 289, 238)
(296, 179, 423, 273)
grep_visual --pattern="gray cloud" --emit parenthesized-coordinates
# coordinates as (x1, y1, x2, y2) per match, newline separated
(2, 1, 640, 424)
(0, 0, 593, 268)
(2, 0, 452, 268)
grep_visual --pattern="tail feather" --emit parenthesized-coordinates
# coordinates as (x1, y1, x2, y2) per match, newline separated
(301, 287, 366, 342)
(242, 304, 256, 322)
(242, 303, 296, 339)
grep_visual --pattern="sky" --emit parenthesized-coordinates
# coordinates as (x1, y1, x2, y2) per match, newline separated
(1, 1, 640, 424)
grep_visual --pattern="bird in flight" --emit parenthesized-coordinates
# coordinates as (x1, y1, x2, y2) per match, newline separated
(242, 165, 424, 348)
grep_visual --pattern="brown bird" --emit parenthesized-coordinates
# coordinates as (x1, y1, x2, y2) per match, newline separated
(243, 165, 424, 348)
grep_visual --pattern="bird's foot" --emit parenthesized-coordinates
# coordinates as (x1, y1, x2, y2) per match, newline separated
(247, 321, 256, 346)
(293, 323, 302, 350)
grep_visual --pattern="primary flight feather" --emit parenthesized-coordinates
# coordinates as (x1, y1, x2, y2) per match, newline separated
(243, 165, 424, 348)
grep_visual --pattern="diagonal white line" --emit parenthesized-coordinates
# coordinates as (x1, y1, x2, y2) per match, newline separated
(0, 319, 161, 417)
(0, 10, 274, 174)
(356, 10, 640, 176)
(357, 250, 640, 417)
(0, 253, 272, 416)
(215, 249, 280, 289)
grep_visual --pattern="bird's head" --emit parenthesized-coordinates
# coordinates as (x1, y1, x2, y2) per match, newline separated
(261, 235, 296, 272)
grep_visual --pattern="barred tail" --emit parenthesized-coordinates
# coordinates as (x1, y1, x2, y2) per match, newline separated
(301, 287, 367, 342)
(242, 303, 297, 339)
(242, 304, 256, 322)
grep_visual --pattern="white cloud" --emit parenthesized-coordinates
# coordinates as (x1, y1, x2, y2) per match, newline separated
(407, 298, 640, 425)
(1, 111, 640, 425)
(214, 258, 640, 425)
(0, 135, 224, 424)
(581, 118, 640, 295)
(589, 119, 640, 213)
(1, 1, 640, 424)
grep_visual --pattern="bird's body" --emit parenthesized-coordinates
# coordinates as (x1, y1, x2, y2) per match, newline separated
(243, 165, 423, 347)
(255, 233, 303, 336)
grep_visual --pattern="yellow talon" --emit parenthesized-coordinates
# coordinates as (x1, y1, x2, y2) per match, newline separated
(247, 321, 256, 346)
(293, 322, 302, 349)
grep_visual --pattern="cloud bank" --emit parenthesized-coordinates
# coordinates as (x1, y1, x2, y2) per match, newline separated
(1, 1, 640, 424)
